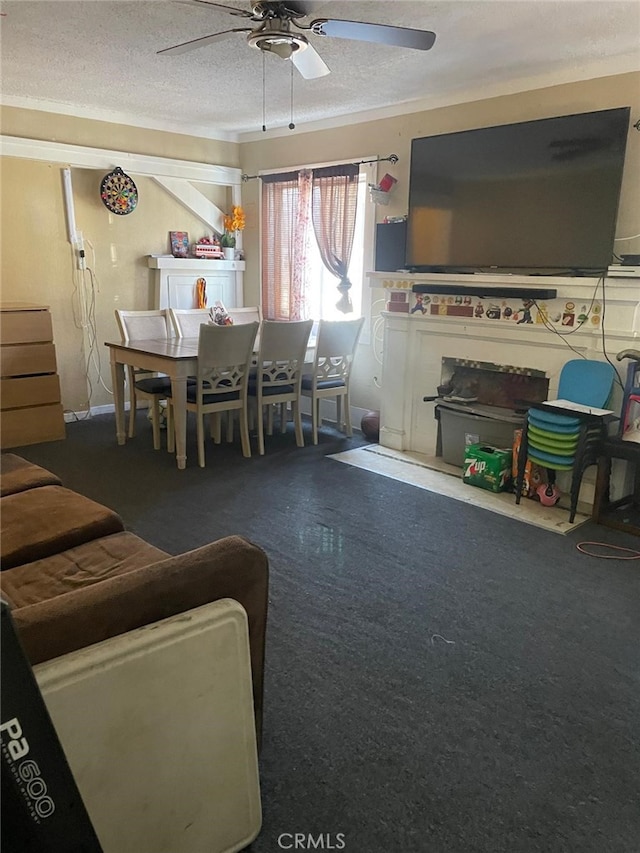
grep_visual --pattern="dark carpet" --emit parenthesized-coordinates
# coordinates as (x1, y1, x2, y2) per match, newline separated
(12, 413, 640, 853)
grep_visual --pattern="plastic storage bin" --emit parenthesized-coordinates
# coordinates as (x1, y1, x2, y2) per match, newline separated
(437, 402, 524, 467)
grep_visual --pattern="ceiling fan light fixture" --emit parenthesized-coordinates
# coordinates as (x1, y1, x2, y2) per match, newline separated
(247, 31, 308, 59)
(247, 19, 308, 60)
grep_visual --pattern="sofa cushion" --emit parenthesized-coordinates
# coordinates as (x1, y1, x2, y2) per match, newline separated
(0, 453, 62, 496)
(1, 485, 125, 571)
(1, 532, 168, 608)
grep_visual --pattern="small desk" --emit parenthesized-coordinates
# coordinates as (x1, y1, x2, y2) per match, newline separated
(106, 337, 198, 470)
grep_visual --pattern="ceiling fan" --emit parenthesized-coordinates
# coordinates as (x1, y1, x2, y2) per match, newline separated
(157, 0, 436, 79)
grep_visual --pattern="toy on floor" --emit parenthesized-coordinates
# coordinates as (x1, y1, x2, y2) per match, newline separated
(537, 468, 561, 506)
(361, 410, 380, 442)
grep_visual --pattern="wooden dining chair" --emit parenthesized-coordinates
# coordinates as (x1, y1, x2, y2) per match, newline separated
(227, 306, 263, 325)
(227, 307, 263, 352)
(248, 319, 313, 455)
(167, 322, 259, 467)
(168, 308, 211, 338)
(114, 309, 172, 449)
(301, 316, 365, 445)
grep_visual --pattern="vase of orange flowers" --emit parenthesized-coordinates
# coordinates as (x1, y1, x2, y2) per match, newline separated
(220, 205, 245, 260)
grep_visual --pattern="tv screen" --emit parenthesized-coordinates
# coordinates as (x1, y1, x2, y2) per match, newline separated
(406, 107, 630, 273)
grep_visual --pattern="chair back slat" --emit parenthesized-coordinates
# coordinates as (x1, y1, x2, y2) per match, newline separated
(169, 309, 211, 338)
(115, 309, 170, 341)
(257, 320, 313, 388)
(313, 317, 365, 383)
(197, 322, 259, 397)
(227, 307, 263, 326)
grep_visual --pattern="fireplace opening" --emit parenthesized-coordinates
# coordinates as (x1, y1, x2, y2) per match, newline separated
(438, 357, 549, 409)
(431, 358, 549, 467)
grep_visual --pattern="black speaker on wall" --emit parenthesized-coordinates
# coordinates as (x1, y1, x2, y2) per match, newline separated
(375, 220, 407, 272)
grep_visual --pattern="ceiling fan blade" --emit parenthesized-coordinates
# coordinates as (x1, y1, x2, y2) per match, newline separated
(291, 43, 330, 79)
(280, 1, 321, 16)
(177, 0, 253, 16)
(310, 19, 436, 51)
(157, 27, 252, 55)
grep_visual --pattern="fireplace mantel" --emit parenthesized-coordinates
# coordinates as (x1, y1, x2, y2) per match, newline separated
(368, 269, 636, 299)
(148, 255, 245, 310)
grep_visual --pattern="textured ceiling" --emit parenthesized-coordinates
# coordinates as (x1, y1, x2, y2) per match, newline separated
(1, 0, 639, 140)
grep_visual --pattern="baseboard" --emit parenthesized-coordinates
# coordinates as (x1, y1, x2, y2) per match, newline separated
(64, 402, 129, 422)
(66, 400, 371, 432)
(299, 398, 369, 431)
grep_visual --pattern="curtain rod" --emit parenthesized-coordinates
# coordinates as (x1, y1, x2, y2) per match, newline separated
(241, 154, 399, 182)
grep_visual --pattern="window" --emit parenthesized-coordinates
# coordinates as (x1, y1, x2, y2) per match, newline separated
(305, 171, 369, 321)
(260, 161, 375, 336)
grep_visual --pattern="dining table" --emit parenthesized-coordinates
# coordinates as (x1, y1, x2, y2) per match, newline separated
(106, 336, 199, 469)
(106, 333, 317, 469)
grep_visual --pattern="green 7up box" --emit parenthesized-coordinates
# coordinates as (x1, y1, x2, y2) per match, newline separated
(463, 444, 513, 493)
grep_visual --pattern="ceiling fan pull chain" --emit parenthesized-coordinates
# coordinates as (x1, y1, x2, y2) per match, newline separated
(289, 62, 295, 130)
(262, 51, 267, 132)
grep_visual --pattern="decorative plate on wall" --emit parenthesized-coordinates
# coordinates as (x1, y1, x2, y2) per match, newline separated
(100, 167, 138, 215)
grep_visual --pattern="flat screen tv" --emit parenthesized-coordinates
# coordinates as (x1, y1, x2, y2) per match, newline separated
(406, 107, 630, 274)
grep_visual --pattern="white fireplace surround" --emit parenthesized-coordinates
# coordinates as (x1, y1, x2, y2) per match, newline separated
(149, 256, 245, 311)
(369, 270, 639, 503)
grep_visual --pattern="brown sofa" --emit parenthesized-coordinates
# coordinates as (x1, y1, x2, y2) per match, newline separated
(0, 453, 269, 744)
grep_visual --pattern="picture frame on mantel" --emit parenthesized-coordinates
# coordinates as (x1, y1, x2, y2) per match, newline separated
(169, 231, 190, 258)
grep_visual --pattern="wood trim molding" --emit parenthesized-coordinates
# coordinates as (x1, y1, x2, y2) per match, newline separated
(0, 135, 242, 185)
(152, 177, 225, 233)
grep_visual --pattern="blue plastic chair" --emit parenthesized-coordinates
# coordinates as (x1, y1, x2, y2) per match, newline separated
(515, 359, 616, 522)
(528, 410, 581, 432)
(557, 359, 615, 408)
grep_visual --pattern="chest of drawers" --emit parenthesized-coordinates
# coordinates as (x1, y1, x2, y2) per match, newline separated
(1, 303, 66, 448)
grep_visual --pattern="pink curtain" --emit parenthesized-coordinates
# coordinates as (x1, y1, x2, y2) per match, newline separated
(261, 169, 312, 320)
(311, 164, 359, 314)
